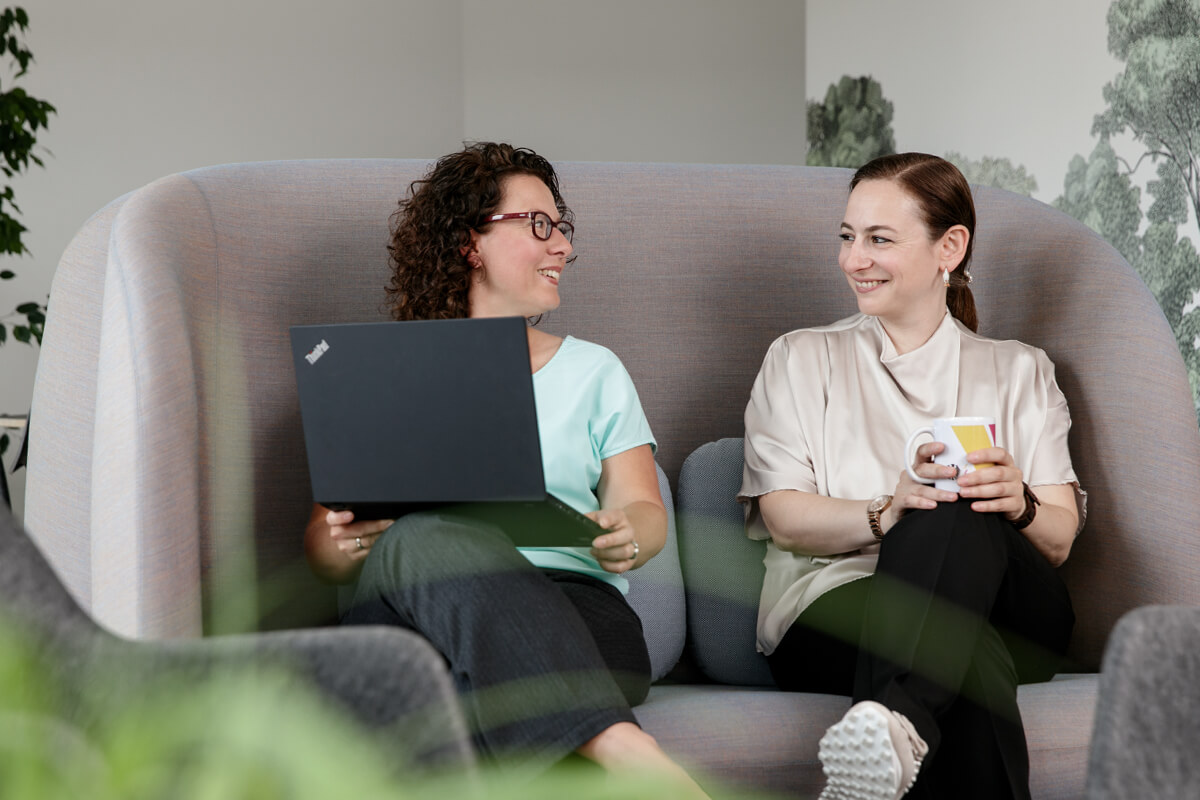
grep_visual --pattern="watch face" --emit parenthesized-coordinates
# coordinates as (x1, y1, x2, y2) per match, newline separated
(868, 495, 888, 513)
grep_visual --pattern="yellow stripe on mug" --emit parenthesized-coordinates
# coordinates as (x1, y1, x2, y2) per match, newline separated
(952, 424, 994, 469)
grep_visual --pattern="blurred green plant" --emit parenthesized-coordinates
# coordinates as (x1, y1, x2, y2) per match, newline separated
(0, 6, 54, 460)
(0, 612, 726, 800)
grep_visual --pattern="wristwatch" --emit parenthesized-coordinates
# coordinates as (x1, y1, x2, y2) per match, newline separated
(867, 494, 893, 541)
(1011, 483, 1041, 530)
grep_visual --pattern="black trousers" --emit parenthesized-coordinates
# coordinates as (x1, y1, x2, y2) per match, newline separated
(341, 511, 651, 767)
(768, 502, 1074, 800)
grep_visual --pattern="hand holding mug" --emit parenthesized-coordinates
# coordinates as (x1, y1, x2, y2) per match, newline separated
(905, 417, 996, 492)
(888, 440, 961, 525)
(904, 417, 1026, 518)
(954, 446, 1029, 519)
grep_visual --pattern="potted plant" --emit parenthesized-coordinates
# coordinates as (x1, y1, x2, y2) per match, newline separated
(0, 5, 54, 507)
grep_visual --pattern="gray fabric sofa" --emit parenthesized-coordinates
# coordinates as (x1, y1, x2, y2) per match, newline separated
(24, 159, 1200, 798)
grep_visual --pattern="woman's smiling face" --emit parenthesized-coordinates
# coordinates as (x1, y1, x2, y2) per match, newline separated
(837, 178, 951, 331)
(467, 173, 574, 320)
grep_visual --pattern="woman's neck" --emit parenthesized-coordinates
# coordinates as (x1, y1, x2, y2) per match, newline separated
(879, 306, 947, 355)
(526, 326, 564, 373)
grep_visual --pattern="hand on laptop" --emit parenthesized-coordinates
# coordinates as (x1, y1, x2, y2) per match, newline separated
(304, 504, 395, 584)
(586, 508, 640, 574)
(325, 508, 395, 557)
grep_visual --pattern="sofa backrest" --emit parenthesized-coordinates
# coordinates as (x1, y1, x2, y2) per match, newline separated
(25, 159, 1200, 671)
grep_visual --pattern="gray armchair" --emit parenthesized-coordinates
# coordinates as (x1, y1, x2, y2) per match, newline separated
(0, 506, 473, 770)
(1085, 606, 1200, 799)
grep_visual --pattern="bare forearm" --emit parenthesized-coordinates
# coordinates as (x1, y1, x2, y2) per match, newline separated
(1011, 485, 1078, 567)
(1018, 506, 1074, 567)
(758, 490, 878, 556)
(622, 499, 666, 567)
(592, 444, 666, 572)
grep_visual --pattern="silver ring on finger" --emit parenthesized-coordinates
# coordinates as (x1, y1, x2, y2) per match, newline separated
(356, 536, 364, 551)
(630, 539, 639, 561)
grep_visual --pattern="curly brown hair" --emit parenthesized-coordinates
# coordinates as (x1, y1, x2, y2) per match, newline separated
(385, 142, 573, 321)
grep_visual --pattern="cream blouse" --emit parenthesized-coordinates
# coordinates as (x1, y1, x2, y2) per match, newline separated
(739, 312, 1085, 655)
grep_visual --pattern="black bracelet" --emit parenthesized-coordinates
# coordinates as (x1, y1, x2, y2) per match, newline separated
(1011, 482, 1041, 530)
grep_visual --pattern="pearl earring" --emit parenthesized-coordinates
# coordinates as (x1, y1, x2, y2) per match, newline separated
(942, 268, 950, 287)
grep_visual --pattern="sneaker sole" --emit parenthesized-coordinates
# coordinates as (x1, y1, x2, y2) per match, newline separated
(817, 703, 903, 800)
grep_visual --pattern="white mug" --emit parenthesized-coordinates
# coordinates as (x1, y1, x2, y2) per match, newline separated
(904, 416, 997, 492)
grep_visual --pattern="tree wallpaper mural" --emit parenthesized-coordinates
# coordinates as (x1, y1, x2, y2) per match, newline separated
(809, 0, 1200, 417)
(1058, 0, 1200, 413)
(806, 76, 896, 169)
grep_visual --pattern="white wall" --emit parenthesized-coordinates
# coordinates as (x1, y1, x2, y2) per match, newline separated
(0, 1, 806, 519)
(463, 0, 806, 164)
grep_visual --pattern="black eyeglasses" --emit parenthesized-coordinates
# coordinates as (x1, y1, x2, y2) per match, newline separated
(481, 211, 574, 244)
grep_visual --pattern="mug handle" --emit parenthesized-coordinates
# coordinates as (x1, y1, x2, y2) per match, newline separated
(905, 426, 935, 484)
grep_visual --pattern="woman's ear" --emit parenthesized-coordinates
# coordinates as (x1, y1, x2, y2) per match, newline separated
(461, 234, 483, 269)
(940, 225, 970, 272)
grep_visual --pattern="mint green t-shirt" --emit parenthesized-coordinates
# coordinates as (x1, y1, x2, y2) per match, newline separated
(520, 336, 656, 594)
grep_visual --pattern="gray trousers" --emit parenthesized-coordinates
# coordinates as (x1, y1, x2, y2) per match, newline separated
(341, 511, 650, 767)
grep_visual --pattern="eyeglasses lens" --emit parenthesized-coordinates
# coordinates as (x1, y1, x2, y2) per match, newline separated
(530, 212, 573, 243)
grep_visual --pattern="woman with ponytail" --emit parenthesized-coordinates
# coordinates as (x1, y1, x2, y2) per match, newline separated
(739, 153, 1085, 800)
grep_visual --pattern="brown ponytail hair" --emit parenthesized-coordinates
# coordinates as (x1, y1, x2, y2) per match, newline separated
(849, 153, 978, 332)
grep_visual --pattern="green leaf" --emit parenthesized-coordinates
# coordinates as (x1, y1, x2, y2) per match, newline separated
(15, 301, 38, 313)
(0, 324, 6, 344)
(0, 270, 12, 279)
(13, 324, 29, 343)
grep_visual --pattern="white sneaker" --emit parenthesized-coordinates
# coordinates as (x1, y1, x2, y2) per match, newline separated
(817, 700, 928, 800)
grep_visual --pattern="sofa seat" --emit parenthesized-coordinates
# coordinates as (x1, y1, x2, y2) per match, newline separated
(636, 676, 1097, 798)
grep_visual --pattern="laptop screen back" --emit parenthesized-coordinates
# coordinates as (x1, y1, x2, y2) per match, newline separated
(290, 317, 546, 510)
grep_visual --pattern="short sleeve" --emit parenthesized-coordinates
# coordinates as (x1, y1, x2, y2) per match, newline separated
(740, 335, 820, 515)
(1026, 349, 1088, 531)
(591, 350, 656, 460)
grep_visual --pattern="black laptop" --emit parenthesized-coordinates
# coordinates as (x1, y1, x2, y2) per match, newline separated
(289, 316, 603, 547)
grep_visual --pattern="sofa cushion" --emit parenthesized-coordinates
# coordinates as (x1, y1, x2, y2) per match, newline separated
(677, 437, 773, 686)
(624, 464, 686, 682)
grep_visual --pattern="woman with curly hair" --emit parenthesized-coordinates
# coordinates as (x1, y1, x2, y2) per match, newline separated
(304, 143, 704, 794)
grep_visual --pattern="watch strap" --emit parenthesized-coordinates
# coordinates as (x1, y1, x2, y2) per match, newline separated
(1011, 483, 1040, 530)
(868, 495, 892, 541)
